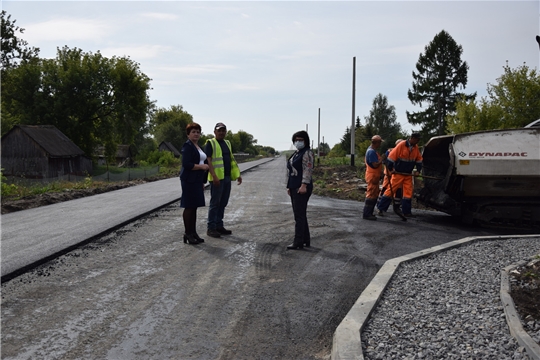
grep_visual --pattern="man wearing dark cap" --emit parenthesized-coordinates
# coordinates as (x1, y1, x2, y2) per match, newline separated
(204, 122, 242, 238)
(376, 133, 423, 218)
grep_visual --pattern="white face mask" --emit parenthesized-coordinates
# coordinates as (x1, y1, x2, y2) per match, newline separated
(294, 141, 305, 150)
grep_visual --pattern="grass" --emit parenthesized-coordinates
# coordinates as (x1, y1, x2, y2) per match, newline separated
(1, 165, 178, 200)
(1, 176, 101, 199)
(318, 156, 352, 166)
(1, 154, 279, 200)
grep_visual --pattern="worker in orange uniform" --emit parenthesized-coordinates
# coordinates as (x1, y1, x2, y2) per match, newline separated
(363, 135, 385, 220)
(377, 138, 403, 215)
(376, 133, 423, 218)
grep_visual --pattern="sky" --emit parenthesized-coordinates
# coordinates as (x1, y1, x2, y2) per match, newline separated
(4, 1, 539, 151)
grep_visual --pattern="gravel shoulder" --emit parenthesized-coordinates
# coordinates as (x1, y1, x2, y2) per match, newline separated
(361, 237, 540, 360)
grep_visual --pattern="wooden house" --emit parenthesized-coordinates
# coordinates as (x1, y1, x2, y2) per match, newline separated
(95, 144, 133, 166)
(1, 125, 92, 178)
(158, 141, 181, 158)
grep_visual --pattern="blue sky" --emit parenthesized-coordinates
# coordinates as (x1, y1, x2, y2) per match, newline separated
(4, 1, 539, 150)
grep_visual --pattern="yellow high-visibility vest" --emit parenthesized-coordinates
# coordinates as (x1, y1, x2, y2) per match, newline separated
(206, 138, 240, 181)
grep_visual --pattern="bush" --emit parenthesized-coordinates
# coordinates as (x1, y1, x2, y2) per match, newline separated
(146, 150, 180, 167)
(157, 151, 179, 167)
(320, 157, 350, 166)
(1, 169, 18, 197)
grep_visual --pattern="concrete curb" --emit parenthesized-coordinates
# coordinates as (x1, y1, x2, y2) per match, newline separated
(331, 234, 540, 360)
(501, 257, 540, 360)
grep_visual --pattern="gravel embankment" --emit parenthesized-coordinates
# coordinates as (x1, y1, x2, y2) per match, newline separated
(361, 237, 540, 360)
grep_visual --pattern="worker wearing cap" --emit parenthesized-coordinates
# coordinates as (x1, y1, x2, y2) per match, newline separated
(363, 135, 385, 220)
(377, 133, 423, 218)
(204, 122, 242, 238)
(377, 139, 403, 216)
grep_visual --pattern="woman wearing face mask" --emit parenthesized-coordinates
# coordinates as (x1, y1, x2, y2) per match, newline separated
(286, 130, 314, 250)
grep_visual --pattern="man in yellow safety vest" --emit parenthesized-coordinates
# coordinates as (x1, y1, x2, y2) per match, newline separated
(204, 122, 242, 238)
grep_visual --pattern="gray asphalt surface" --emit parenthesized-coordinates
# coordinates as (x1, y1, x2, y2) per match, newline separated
(0, 158, 274, 280)
(1, 156, 536, 359)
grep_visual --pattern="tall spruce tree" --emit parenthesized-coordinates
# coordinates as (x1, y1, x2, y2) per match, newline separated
(364, 93, 402, 148)
(407, 30, 475, 141)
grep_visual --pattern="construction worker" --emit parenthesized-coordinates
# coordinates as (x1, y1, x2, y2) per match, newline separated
(377, 133, 423, 218)
(363, 135, 385, 220)
(377, 139, 403, 216)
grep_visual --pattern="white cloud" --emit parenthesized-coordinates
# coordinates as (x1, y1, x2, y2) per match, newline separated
(140, 12, 178, 21)
(158, 64, 236, 75)
(100, 45, 171, 60)
(24, 18, 111, 43)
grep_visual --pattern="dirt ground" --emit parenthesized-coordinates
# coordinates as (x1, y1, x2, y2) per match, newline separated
(2, 164, 539, 334)
(509, 258, 540, 324)
(311, 164, 429, 209)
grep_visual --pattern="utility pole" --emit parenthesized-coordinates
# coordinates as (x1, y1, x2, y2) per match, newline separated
(350, 56, 356, 166)
(317, 108, 321, 165)
(317, 108, 321, 158)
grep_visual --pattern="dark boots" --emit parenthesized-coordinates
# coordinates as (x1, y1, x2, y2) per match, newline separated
(363, 198, 377, 220)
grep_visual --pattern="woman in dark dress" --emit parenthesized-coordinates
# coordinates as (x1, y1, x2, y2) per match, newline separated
(179, 123, 209, 245)
(286, 130, 314, 250)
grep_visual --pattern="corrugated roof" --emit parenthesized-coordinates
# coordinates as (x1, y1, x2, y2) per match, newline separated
(16, 125, 85, 157)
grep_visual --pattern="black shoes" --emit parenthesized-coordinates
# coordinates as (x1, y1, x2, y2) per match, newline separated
(217, 227, 232, 235)
(207, 227, 232, 237)
(193, 233, 205, 243)
(207, 229, 221, 238)
(287, 244, 303, 250)
(403, 213, 416, 218)
(183, 234, 200, 245)
(363, 215, 377, 220)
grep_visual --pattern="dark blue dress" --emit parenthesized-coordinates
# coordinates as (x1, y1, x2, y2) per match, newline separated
(179, 140, 206, 208)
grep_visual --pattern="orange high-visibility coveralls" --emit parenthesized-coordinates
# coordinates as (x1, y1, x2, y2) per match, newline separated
(365, 149, 383, 200)
(383, 140, 423, 200)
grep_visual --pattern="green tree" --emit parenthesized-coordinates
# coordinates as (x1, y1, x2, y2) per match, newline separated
(407, 30, 475, 141)
(328, 143, 346, 157)
(486, 64, 540, 128)
(2, 46, 154, 158)
(151, 105, 194, 151)
(231, 130, 257, 154)
(338, 122, 366, 156)
(447, 64, 540, 133)
(339, 127, 351, 153)
(317, 142, 330, 155)
(1, 10, 39, 70)
(254, 145, 276, 156)
(364, 93, 402, 150)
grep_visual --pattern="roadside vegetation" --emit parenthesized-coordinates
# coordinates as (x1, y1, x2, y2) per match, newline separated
(1, 150, 266, 202)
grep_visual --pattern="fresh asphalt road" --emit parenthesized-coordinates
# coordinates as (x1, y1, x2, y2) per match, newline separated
(1, 158, 274, 281)
(1, 156, 533, 359)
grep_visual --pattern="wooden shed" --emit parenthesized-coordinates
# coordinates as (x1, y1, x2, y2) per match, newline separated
(1, 125, 92, 178)
(95, 144, 133, 167)
(158, 141, 181, 158)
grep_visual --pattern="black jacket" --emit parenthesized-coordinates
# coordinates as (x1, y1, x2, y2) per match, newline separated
(179, 140, 207, 183)
(287, 147, 313, 190)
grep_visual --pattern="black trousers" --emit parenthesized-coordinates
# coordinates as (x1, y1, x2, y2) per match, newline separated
(289, 187, 312, 246)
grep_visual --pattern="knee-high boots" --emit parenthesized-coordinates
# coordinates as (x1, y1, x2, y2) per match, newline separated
(363, 198, 377, 220)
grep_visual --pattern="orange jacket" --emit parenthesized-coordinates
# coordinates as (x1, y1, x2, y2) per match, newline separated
(387, 140, 423, 173)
